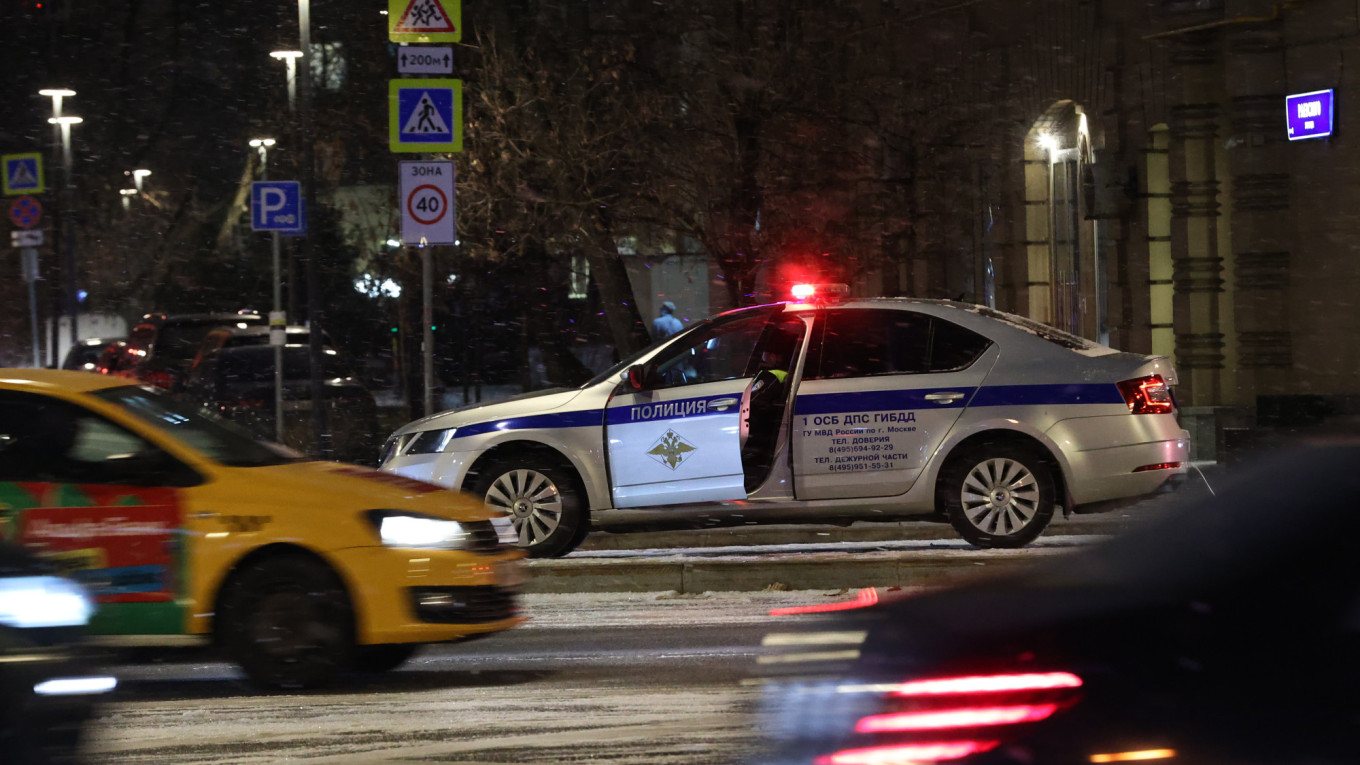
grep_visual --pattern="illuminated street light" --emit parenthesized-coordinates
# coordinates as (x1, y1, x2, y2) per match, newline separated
(270, 50, 304, 112)
(130, 168, 152, 193)
(42, 97, 82, 356)
(249, 138, 277, 177)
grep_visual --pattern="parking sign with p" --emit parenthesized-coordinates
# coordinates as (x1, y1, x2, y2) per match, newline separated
(251, 181, 302, 231)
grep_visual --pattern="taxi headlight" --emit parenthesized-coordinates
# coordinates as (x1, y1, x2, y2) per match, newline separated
(365, 510, 468, 549)
(0, 576, 94, 629)
(406, 428, 457, 455)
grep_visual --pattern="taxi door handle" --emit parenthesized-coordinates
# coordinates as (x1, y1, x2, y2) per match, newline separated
(924, 391, 965, 404)
(710, 397, 740, 410)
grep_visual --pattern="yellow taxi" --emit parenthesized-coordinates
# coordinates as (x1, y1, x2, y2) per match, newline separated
(0, 369, 524, 689)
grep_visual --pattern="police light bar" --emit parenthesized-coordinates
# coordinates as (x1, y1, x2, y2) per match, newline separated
(790, 283, 849, 303)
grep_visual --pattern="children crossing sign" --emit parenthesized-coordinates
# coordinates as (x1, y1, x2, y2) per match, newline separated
(388, 0, 460, 43)
(2, 153, 44, 196)
(389, 79, 462, 153)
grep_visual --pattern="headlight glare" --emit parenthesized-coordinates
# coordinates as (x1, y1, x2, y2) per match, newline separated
(365, 510, 468, 549)
(0, 576, 94, 629)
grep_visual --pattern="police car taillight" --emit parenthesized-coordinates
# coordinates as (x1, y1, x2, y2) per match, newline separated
(1117, 374, 1174, 415)
(791, 283, 849, 304)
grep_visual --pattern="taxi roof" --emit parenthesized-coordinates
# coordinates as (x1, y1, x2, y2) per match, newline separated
(0, 368, 136, 394)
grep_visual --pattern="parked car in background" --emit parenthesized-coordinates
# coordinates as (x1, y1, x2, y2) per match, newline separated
(185, 324, 322, 384)
(753, 444, 1360, 765)
(60, 336, 126, 372)
(0, 540, 115, 763)
(0, 369, 523, 690)
(381, 286, 1189, 557)
(113, 312, 264, 390)
(181, 344, 381, 465)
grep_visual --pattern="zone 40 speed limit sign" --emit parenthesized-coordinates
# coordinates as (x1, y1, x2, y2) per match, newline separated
(399, 160, 455, 245)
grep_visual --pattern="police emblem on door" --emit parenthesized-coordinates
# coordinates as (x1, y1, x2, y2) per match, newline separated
(647, 429, 697, 470)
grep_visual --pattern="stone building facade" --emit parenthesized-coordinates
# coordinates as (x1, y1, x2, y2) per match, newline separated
(866, 0, 1359, 458)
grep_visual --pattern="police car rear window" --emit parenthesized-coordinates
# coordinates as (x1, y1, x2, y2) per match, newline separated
(966, 305, 1112, 354)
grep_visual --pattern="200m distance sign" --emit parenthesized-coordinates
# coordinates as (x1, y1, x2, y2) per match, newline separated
(400, 161, 455, 245)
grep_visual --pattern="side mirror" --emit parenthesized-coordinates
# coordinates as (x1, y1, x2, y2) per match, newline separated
(626, 363, 657, 391)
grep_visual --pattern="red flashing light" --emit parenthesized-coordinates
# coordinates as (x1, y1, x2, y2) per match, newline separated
(1116, 374, 1174, 415)
(790, 283, 850, 304)
(855, 703, 1061, 733)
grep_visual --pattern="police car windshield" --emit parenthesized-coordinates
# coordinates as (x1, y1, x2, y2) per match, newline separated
(580, 319, 715, 388)
(93, 386, 305, 468)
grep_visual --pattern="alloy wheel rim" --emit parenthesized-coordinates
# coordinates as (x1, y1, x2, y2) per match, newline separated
(484, 469, 563, 547)
(960, 457, 1040, 536)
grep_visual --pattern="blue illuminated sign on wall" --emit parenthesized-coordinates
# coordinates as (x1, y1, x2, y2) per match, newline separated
(1286, 89, 1334, 141)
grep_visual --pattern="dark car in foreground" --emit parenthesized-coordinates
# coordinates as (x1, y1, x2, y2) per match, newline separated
(0, 541, 114, 763)
(755, 444, 1360, 765)
(180, 344, 380, 464)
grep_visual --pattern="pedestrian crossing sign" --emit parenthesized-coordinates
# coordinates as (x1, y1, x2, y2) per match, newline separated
(389, 79, 462, 153)
(2, 153, 44, 196)
(388, 0, 460, 43)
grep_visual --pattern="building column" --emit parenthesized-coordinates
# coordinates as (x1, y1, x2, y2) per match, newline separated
(1224, 15, 1292, 407)
(1167, 34, 1227, 407)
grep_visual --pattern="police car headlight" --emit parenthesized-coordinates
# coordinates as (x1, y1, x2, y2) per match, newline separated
(406, 428, 457, 455)
(0, 576, 94, 629)
(366, 510, 468, 549)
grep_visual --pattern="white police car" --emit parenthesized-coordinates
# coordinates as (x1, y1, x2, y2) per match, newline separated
(381, 287, 1190, 557)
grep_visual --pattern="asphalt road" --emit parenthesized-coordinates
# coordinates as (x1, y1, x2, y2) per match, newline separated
(84, 591, 831, 765)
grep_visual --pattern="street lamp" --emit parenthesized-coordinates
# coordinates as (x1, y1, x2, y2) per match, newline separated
(250, 137, 285, 443)
(269, 50, 303, 112)
(249, 137, 276, 178)
(119, 188, 137, 211)
(46, 109, 82, 355)
(130, 168, 152, 193)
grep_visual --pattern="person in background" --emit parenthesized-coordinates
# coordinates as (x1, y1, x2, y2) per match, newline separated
(652, 300, 684, 339)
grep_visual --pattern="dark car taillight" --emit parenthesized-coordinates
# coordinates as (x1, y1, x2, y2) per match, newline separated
(1116, 375, 1174, 415)
(815, 671, 1084, 765)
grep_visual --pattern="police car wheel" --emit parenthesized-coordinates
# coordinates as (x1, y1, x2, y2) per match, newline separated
(941, 444, 1055, 548)
(473, 462, 584, 558)
(221, 554, 354, 689)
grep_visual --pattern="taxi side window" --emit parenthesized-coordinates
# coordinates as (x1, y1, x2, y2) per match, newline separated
(0, 392, 197, 487)
(808, 309, 991, 379)
(649, 310, 773, 388)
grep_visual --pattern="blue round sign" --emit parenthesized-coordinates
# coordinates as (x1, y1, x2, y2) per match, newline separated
(9, 196, 41, 229)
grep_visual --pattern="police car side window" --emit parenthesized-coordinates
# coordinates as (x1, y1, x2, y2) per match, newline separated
(809, 310, 990, 379)
(930, 318, 992, 371)
(810, 310, 932, 379)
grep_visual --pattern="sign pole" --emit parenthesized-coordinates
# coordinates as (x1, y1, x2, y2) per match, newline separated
(272, 230, 285, 444)
(422, 244, 434, 416)
(21, 248, 40, 368)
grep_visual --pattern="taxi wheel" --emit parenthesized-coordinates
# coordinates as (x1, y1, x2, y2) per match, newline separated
(220, 554, 354, 689)
(352, 643, 419, 673)
(940, 444, 1055, 548)
(473, 461, 584, 558)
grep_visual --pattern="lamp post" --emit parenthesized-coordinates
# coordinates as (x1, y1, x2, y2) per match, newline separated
(269, 50, 303, 113)
(119, 187, 137, 211)
(131, 168, 151, 194)
(37, 89, 74, 366)
(251, 138, 287, 444)
(48, 112, 82, 356)
(270, 50, 303, 328)
(295, 0, 330, 457)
